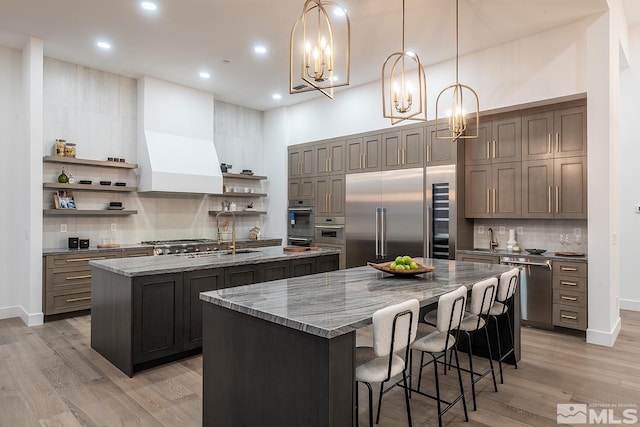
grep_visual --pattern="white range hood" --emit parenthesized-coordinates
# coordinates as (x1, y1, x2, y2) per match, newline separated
(137, 76, 223, 194)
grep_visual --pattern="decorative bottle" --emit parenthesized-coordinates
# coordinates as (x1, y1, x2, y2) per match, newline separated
(58, 168, 69, 183)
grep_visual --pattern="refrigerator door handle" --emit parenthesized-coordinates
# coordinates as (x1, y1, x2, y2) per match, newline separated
(380, 207, 387, 258)
(375, 208, 381, 258)
(426, 206, 431, 258)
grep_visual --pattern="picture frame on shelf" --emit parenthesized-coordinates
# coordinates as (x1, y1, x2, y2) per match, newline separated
(54, 190, 76, 209)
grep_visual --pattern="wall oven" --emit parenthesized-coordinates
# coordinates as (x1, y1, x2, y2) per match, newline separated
(288, 199, 314, 247)
(315, 216, 346, 269)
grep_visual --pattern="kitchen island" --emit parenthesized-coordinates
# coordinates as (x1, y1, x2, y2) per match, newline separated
(89, 246, 340, 376)
(199, 258, 515, 427)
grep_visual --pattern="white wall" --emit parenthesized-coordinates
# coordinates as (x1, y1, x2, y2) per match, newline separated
(0, 45, 23, 319)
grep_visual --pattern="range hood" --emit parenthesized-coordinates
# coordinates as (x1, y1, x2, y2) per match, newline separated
(137, 76, 223, 194)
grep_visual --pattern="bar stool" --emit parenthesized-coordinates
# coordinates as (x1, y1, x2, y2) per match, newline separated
(355, 299, 419, 427)
(410, 286, 468, 427)
(457, 277, 498, 411)
(489, 267, 520, 384)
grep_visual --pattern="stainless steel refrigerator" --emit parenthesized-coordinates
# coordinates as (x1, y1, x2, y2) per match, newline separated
(345, 168, 424, 268)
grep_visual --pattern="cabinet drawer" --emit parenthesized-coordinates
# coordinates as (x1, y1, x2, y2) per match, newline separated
(553, 275, 587, 293)
(123, 249, 154, 258)
(46, 252, 119, 269)
(553, 289, 586, 307)
(45, 289, 92, 315)
(553, 261, 586, 278)
(46, 268, 92, 291)
(456, 254, 500, 264)
(553, 304, 587, 330)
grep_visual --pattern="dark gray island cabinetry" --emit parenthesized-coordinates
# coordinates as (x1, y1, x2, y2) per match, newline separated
(90, 247, 339, 376)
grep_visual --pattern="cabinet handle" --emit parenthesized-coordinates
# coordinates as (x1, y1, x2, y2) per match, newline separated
(555, 186, 559, 213)
(325, 193, 329, 211)
(561, 280, 578, 286)
(561, 267, 578, 272)
(66, 257, 106, 263)
(561, 314, 577, 320)
(486, 189, 490, 213)
(127, 254, 149, 257)
(556, 132, 560, 152)
(325, 158, 329, 172)
(561, 295, 578, 302)
(65, 274, 91, 280)
(492, 140, 496, 158)
(486, 141, 490, 159)
(547, 186, 552, 213)
(359, 153, 363, 169)
(397, 150, 400, 165)
(426, 145, 431, 162)
(363, 153, 366, 168)
(548, 134, 552, 153)
(329, 193, 332, 212)
(66, 296, 91, 303)
(492, 188, 496, 213)
(402, 148, 406, 164)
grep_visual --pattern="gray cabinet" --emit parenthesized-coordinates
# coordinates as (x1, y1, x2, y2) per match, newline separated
(552, 260, 588, 331)
(288, 177, 314, 200)
(382, 127, 424, 170)
(260, 261, 290, 282)
(465, 162, 521, 218)
(288, 145, 314, 178)
(315, 139, 345, 176)
(290, 258, 316, 277)
(315, 175, 345, 216)
(425, 124, 456, 166)
(225, 264, 260, 287)
(522, 105, 586, 161)
(346, 134, 382, 173)
(183, 269, 225, 351)
(522, 156, 587, 219)
(455, 252, 500, 264)
(465, 117, 521, 165)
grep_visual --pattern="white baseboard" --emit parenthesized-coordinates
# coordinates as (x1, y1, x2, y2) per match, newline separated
(0, 306, 44, 326)
(0, 306, 21, 321)
(587, 316, 621, 347)
(619, 298, 640, 312)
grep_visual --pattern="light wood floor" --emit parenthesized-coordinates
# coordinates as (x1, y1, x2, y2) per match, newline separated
(1, 311, 639, 426)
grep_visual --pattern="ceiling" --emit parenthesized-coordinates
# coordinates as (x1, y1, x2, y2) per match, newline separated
(0, 0, 636, 112)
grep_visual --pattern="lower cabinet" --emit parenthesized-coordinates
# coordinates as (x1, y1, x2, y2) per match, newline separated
(552, 260, 588, 331)
(455, 252, 500, 264)
(226, 264, 260, 287)
(290, 258, 316, 277)
(183, 269, 225, 351)
(260, 260, 290, 282)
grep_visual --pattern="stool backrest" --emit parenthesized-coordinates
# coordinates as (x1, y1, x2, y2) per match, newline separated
(468, 277, 498, 316)
(497, 268, 520, 303)
(436, 286, 467, 333)
(372, 299, 420, 358)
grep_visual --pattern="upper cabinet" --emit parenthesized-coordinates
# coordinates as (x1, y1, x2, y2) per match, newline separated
(382, 127, 424, 170)
(346, 133, 382, 173)
(425, 125, 456, 166)
(288, 144, 314, 178)
(465, 162, 522, 219)
(522, 105, 587, 161)
(314, 139, 345, 176)
(465, 116, 522, 165)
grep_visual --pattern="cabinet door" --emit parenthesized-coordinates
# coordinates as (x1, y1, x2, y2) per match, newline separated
(363, 134, 382, 171)
(329, 176, 345, 216)
(464, 121, 492, 165)
(225, 265, 260, 288)
(288, 178, 314, 200)
(492, 162, 521, 218)
(465, 165, 491, 218)
(315, 177, 330, 214)
(260, 261, 290, 282)
(554, 106, 587, 158)
(301, 145, 314, 176)
(183, 269, 225, 351)
(315, 143, 330, 175)
(328, 140, 345, 174)
(290, 258, 316, 277)
(133, 273, 183, 364)
(491, 117, 521, 163)
(346, 137, 364, 173)
(401, 127, 424, 168)
(288, 148, 301, 178)
(522, 160, 554, 218)
(426, 125, 455, 166)
(382, 131, 402, 170)
(522, 111, 554, 161)
(554, 156, 587, 219)
(316, 255, 340, 273)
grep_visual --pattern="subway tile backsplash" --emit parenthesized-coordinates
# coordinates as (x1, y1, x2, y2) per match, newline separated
(472, 219, 588, 254)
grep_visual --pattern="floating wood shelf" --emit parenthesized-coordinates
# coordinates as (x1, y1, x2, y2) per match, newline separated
(43, 156, 138, 169)
(208, 211, 267, 216)
(222, 172, 267, 180)
(221, 192, 267, 198)
(43, 183, 137, 192)
(43, 209, 138, 216)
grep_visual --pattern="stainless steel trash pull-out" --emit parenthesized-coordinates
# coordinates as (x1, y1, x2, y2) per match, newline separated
(500, 256, 553, 329)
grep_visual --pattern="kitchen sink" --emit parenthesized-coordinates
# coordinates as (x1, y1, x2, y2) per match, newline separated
(221, 249, 261, 255)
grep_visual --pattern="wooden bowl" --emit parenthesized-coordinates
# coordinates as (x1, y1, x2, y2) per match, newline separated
(367, 259, 435, 276)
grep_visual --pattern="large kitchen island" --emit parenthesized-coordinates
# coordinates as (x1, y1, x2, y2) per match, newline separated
(200, 258, 516, 427)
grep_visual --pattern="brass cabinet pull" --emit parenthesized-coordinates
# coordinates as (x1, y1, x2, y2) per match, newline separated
(555, 186, 559, 213)
(486, 141, 490, 159)
(486, 189, 490, 213)
(66, 257, 105, 263)
(65, 274, 91, 280)
(492, 188, 497, 213)
(561, 280, 578, 286)
(561, 295, 578, 301)
(325, 193, 329, 211)
(556, 132, 560, 152)
(426, 145, 431, 162)
(561, 313, 577, 320)
(548, 186, 552, 213)
(325, 158, 329, 172)
(548, 134, 552, 153)
(328, 193, 332, 212)
(363, 153, 366, 168)
(492, 140, 496, 158)
(561, 266, 578, 272)
(402, 148, 406, 164)
(66, 296, 91, 303)
(359, 153, 363, 169)
(397, 149, 400, 165)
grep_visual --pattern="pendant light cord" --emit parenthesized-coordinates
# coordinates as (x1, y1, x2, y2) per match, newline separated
(455, 0, 459, 85)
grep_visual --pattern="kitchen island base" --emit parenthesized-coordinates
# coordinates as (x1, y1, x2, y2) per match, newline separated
(203, 303, 354, 427)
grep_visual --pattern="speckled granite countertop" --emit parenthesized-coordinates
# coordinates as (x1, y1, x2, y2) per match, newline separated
(456, 248, 588, 263)
(200, 259, 512, 338)
(90, 246, 339, 277)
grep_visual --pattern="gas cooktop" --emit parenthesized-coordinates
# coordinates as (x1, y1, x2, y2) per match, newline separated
(140, 239, 216, 246)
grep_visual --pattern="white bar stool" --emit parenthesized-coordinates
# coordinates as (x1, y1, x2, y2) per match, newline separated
(489, 267, 520, 383)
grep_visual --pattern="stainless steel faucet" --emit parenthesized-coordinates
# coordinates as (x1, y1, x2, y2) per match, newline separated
(488, 227, 498, 250)
(216, 211, 236, 256)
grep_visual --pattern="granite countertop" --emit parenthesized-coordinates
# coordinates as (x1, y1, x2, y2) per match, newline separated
(89, 246, 339, 277)
(456, 248, 588, 263)
(200, 259, 512, 339)
(43, 237, 281, 256)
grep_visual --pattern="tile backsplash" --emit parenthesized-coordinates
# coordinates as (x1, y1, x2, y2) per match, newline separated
(472, 219, 588, 254)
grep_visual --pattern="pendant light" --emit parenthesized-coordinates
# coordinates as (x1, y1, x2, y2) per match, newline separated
(435, 0, 479, 139)
(382, 0, 427, 125)
(290, 0, 350, 99)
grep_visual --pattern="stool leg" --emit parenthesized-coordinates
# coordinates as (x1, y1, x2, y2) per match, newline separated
(355, 382, 359, 426)
(484, 324, 499, 393)
(453, 345, 469, 422)
(364, 382, 373, 427)
(506, 311, 518, 370)
(464, 331, 477, 411)
(402, 371, 413, 427)
(492, 315, 505, 384)
(432, 353, 443, 427)
(375, 382, 385, 424)
(417, 351, 426, 392)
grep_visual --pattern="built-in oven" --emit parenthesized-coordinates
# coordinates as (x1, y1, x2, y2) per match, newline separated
(288, 199, 314, 247)
(315, 216, 346, 269)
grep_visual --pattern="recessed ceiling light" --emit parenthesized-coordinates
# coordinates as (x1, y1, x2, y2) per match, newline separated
(272, 94, 282, 100)
(254, 46, 267, 54)
(141, 1, 157, 11)
(199, 71, 211, 79)
(96, 41, 111, 50)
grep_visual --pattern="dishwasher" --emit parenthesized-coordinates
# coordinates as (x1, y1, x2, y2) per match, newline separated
(500, 256, 553, 329)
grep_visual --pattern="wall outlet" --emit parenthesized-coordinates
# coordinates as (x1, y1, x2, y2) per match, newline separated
(110, 223, 117, 232)
(517, 226, 524, 235)
(61, 224, 67, 233)
(499, 226, 506, 234)
(478, 226, 484, 234)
